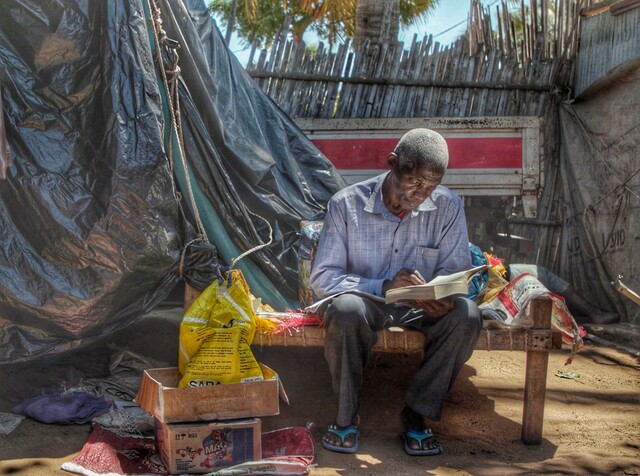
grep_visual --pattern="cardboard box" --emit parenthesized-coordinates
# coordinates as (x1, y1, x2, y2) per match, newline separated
(156, 418, 261, 474)
(135, 363, 282, 423)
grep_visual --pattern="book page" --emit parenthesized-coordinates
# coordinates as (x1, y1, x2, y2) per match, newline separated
(385, 265, 488, 304)
(426, 265, 489, 286)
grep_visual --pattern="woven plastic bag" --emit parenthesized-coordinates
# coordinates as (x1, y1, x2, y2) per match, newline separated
(178, 269, 263, 388)
(261, 425, 316, 459)
(479, 272, 584, 362)
(203, 426, 316, 476)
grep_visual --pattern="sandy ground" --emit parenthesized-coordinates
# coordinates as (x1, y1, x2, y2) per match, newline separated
(0, 306, 639, 476)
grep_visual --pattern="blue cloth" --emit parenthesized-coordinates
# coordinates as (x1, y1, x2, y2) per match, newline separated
(13, 391, 111, 424)
(310, 173, 472, 299)
(468, 242, 489, 299)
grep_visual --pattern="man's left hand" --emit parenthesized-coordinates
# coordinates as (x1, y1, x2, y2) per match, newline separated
(413, 298, 453, 317)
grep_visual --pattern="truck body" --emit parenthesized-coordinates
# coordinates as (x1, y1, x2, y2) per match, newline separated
(296, 117, 543, 219)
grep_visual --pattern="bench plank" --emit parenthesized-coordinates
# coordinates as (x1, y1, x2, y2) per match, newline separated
(252, 321, 560, 353)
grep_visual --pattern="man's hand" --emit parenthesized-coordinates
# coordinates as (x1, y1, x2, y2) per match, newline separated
(382, 268, 453, 317)
(382, 267, 426, 295)
(413, 298, 453, 317)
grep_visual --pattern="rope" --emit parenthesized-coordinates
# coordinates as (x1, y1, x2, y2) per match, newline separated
(146, 0, 208, 242)
(178, 238, 203, 278)
(146, 0, 276, 274)
(229, 209, 274, 269)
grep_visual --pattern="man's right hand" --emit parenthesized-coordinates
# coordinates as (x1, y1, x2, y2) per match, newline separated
(382, 268, 453, 317)
(382, 267, 426, 295)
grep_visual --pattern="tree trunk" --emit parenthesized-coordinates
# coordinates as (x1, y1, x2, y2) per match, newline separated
(354, 0, 400, 50)
(224, 0, 238, 45)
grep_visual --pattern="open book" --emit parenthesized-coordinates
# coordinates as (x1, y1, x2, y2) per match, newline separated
(385, 264, 489, 304)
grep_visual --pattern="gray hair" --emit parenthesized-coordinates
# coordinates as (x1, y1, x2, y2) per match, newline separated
(393, 128, 449, 174)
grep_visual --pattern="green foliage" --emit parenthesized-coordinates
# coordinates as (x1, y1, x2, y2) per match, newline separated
(399, 0, 438, 27)
(209, 0, 439, 49)
(209, 0, 286, 48)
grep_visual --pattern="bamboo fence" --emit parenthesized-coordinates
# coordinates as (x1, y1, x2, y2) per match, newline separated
(245, 0, 584, 119)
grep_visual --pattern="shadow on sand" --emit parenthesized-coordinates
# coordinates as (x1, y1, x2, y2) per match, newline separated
(252, 346, 561, 475)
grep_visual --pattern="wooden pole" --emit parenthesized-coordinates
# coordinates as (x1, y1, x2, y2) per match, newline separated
(521, 297, 553, 444)
(183, 283, 201, 312)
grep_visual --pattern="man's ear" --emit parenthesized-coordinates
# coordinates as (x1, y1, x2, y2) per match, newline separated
(387, 152, 398, 169)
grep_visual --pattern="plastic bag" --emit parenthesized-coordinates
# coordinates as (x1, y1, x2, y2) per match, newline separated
(205, 456, 313, 476)
(261, 425, 316, 459)
(0, 412, 24, 435)
(478, 266, 510, 305)
(298, 220, 324, 307)
(479, 273, 584, 362)
(479, 273, 543, 327)
(178, 269, 263, 387)
(467, 243, 508, 301)
(180, 239, 220, 292)
(467, 243, 489, 299)
(204, 426, 316, 476)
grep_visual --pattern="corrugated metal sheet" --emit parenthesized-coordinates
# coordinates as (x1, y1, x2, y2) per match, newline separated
(574, 4, 640, 96)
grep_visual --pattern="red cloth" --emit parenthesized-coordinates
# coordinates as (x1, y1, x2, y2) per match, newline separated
(62, 424, 167, 475)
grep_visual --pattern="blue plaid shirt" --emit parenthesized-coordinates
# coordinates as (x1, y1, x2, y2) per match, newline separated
(310, 173, 471, 299)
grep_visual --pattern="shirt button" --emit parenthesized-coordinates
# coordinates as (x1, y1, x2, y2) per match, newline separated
(395, 249, 398, 253)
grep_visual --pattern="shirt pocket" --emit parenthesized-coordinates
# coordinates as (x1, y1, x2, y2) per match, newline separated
(415, 246, 439, 280)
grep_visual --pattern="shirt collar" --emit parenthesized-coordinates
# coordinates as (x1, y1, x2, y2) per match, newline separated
(364, 172, 438, 216)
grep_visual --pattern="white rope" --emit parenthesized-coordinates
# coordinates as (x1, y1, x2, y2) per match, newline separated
(230, 209, 273, 269)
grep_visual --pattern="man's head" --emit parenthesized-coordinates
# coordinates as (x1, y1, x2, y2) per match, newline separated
(391, 128, 449, 174)
(383, 129, 449, 214)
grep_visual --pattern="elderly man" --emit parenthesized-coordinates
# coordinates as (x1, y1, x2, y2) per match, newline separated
(310, 128, 481, 456)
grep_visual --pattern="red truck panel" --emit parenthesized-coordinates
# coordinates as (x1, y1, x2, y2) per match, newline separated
(312, 137, 522, 170)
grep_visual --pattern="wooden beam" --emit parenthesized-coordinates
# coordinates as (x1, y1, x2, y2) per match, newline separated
(521, 297, 553, 445)
(247, 71, 555, 92)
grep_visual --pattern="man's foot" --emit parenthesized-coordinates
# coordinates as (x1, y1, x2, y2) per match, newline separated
(321, 424, 359, 453)
(401, 428, 443, 456)
(400, 405, 443, 456)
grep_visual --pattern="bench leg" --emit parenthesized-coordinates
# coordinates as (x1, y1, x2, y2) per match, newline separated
(521, 298, 553, 445)
(184, 283, 201, 312)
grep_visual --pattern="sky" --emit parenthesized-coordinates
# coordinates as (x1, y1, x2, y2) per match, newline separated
(220, 0, 475, 67)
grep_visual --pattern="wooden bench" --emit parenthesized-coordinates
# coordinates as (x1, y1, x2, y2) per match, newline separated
(184, 284, 561, 445)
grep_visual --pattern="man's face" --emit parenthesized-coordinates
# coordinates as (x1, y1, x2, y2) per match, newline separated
(389, 165, 444, 211)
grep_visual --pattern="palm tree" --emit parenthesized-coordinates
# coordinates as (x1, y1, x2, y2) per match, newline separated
(354, 0, 400, 49)
(210, 0, 440, 49)
(224, 0, 238, 44)
(354, 0, 440, 49)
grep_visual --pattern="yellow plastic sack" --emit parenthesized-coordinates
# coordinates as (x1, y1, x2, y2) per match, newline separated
(178, 269, 263, 388)
(479, 266, 510, 305)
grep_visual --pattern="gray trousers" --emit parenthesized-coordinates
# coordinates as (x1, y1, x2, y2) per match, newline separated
(321, 293, 482, 426)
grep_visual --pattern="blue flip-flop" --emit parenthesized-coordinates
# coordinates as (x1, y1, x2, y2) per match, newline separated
(401, 428, 443, 456)
(321, 424, 359, 454)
